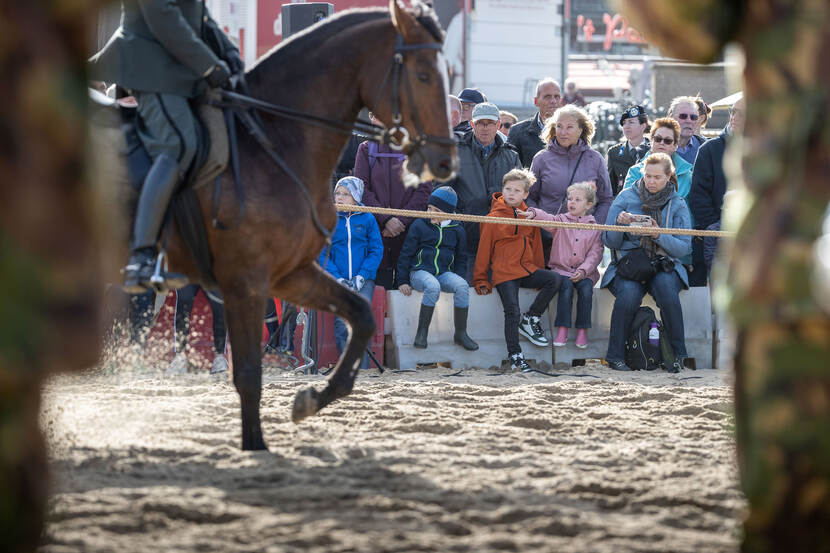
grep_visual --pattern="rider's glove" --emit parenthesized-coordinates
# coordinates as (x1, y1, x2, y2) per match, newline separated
(337, 278, 354, 290)
(205, 60, 231, 88)
(353, 275, 365, 291)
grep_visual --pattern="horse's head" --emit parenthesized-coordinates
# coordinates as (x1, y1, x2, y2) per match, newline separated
(365, 0, 457, 183)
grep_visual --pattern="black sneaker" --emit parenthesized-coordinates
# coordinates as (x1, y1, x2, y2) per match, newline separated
(667, 356, 686, 373)
(608, 359, 633, 372)
(518, 313, 550, 347)
(509, 352, 532, 372)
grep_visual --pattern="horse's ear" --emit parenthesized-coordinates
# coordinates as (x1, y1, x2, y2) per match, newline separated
(390, 0, 418, 41)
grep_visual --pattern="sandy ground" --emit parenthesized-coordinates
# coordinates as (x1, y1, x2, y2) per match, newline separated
(39, 362, 745, 553)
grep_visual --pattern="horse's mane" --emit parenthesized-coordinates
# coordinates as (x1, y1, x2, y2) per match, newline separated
(250, 3, 444, 72)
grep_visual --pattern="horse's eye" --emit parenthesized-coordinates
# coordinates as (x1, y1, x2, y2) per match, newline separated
(417, 72, 430, 82)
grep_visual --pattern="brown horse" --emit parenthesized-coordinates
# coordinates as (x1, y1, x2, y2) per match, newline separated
(157, 1, 455, 450)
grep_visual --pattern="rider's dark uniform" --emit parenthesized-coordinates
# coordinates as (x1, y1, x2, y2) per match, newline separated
(90, 0, 241, 292)
(607, 138, 650, 196)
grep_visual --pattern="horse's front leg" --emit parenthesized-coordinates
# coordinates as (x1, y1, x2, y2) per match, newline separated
(223, 286, 268, 450)
(276, 264, 375, 423)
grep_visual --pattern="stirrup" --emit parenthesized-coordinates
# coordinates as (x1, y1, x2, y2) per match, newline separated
(149, 250, 188, 293)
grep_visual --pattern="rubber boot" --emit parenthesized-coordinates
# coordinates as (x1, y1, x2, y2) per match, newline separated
(413, 304, 434, 349)
(123, 153, 188, 294)
(453, 306, 479, 351)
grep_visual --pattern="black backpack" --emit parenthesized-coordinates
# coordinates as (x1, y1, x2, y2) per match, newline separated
(625, 306, 675, 371)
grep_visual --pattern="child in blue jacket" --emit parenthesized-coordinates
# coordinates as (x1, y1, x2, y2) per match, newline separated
(318, 177, 383, 368)
(397, 187, 478, 351)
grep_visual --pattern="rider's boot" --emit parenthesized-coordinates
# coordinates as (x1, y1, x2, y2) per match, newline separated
(123, 154, 188, 294)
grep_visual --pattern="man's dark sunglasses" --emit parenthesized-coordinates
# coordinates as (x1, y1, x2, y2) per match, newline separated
(676, 113, 699, 120)
(501, 122, 513, 130)
(652, 135, 675, 145)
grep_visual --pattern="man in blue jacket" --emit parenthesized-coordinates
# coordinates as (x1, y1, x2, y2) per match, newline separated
(688, 97, 744, 285)
(91, 0, 243, 292)
(318, 177, 383, 368)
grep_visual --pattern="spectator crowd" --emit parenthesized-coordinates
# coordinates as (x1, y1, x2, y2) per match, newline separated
(322, 79, 743, 373)
(131, 79, 743, 376)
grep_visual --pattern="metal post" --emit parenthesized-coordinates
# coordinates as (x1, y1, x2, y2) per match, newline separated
(294, 307, 316, 374)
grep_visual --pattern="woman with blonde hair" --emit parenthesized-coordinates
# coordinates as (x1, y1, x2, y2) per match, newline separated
(601, 152, 693, 373)
(528, 104, 613, 260)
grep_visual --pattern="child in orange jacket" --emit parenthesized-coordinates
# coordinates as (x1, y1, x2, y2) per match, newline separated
(473, 169, 563, 371)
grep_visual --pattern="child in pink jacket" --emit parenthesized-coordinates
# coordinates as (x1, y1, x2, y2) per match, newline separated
(520, 181, 604, 348)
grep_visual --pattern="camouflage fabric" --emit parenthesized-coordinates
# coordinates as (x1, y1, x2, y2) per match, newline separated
(619, 0, 830, 551)
(0, 2, 106, 551)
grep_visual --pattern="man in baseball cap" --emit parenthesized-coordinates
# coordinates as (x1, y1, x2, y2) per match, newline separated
(607, 105, 649, 196)
(471, 102, 501, 150)
(450, 100, 521, 280)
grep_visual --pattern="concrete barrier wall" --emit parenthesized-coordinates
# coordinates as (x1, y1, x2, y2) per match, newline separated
(388, 289, 552, 369)
(387, 285, 715, 370)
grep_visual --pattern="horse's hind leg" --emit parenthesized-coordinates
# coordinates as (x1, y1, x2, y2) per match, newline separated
(276, 264, 375, 423)
(223, 286, 268, 450)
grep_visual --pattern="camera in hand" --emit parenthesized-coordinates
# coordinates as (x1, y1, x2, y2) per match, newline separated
(629, 214, 652, 227)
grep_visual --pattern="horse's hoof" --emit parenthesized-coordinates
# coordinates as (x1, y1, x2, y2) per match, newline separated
(292, 387, 319, 423)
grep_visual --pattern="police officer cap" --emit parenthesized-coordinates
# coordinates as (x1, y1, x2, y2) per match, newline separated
(619, 105, 646, 125)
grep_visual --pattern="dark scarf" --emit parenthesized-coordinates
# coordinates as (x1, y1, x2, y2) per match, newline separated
(637, 178, 674, 256)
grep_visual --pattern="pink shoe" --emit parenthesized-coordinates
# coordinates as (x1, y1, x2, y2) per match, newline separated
(553, 326, 568, 347)
(575, 329, 588, 349)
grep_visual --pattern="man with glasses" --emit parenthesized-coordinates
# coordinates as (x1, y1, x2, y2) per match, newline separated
(507, 77, 563, 167)
(687, 96, 745, 285)
(668, 96, 707, 165)
(450, 102, 521, 281)
(607, 105, 650, 196)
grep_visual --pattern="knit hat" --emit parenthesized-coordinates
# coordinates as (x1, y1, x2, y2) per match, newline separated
(428, 186, 457, 213)
(334, 176, 364, 204)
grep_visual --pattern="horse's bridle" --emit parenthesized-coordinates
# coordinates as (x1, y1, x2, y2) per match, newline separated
(211, 32, 455, 239)
(371, 34, 456, 158)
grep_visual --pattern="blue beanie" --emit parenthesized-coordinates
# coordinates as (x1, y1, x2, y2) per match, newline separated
(335, 176, 364, 204)
(428, 186, 457, 213)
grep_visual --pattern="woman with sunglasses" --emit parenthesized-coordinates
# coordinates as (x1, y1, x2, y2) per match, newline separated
(621, 118, 693, 199)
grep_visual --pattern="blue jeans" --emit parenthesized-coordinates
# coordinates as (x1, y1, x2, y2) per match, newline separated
(334, 280, 375, 370)
(554, 278, 594, 329)
(606, 271, 687, 362)
(410, 270, 469, 308)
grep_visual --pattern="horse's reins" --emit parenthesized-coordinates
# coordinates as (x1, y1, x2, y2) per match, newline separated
(211, 33, 450, 239)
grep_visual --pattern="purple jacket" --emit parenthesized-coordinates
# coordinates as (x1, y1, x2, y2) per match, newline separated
(354, 141, 433, 270)
(528, 138, 613, 224)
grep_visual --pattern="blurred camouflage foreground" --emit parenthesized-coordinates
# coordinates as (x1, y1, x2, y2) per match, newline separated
(0, 2, 105, 551)
(619, 0, 830, 551)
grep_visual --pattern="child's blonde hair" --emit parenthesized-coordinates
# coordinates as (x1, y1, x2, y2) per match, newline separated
(501, 168, 536, 192)
(567, 181, 596, 205)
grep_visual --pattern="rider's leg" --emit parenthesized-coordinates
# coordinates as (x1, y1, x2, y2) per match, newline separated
(123, 92, 197, 293)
